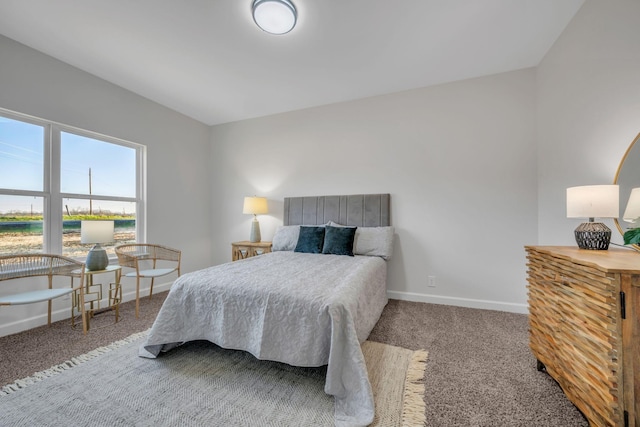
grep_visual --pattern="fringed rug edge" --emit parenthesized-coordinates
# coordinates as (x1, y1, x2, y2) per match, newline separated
(0, 329, 149, 396)
(401, 349, 428, 427)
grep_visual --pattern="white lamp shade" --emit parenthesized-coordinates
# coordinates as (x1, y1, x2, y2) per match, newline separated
(566, 185, 619, 219)
(243, 197, 268, 215)
(81, 220, 114, 244)
(252, 0, 297, 35)
(623, 188, 640, 223)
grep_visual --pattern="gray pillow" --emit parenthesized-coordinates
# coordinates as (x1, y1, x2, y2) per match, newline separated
(271, 225, 300, 251)
(328, 221, 395, 260)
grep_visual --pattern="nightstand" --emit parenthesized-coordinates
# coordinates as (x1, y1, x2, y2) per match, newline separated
(231, 241, 272, 261)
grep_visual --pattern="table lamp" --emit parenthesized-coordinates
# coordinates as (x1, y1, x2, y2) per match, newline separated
(243, 196, 268, 243)
(81, 220, 114, 270)
(566, 185, 619, 250)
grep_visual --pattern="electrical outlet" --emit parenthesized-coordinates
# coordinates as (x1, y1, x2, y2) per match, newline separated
(428, 276, 436, 287)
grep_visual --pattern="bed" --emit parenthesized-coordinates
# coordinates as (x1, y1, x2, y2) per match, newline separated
(140, 194, 393, 427)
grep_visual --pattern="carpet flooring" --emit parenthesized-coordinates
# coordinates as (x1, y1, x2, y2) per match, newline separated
(0, 294, 588, 426)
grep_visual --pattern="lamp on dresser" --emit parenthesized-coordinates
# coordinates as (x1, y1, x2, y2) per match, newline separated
(566, 184, 619, 250)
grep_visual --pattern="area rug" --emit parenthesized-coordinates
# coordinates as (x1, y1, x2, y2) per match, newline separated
(0, 331, 428, 426)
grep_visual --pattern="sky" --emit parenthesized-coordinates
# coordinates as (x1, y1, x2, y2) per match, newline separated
(0, 115, 137, 215)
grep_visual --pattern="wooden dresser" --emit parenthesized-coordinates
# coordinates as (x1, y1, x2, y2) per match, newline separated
(526, 246, 639, 427)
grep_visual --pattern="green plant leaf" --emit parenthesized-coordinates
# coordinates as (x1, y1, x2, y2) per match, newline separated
(623, 228, 640, 245)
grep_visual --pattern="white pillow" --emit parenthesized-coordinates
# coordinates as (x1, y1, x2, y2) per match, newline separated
(328, 221, 395, 260)
(271, 225, 300, 251)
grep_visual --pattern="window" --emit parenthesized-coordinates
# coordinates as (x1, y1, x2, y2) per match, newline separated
(0, 108, 145, 258)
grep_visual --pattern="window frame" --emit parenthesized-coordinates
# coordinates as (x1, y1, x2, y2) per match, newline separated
(0, 107, 146, 258)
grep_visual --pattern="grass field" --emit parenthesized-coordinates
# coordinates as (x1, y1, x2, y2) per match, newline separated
(0, 231, 135, 257)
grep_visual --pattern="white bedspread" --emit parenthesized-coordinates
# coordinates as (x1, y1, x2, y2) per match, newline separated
(139, 251, 388, 427)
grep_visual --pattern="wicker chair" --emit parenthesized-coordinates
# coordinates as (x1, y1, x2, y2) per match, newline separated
(0, 254, 87, 334)
(115, 244, 181, 318)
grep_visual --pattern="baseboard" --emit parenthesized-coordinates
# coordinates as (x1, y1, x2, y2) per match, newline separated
(386, 290, 529, 314)
(0, 281, 173, 338)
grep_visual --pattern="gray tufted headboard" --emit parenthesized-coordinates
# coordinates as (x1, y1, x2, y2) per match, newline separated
(283, 194, 390, 227)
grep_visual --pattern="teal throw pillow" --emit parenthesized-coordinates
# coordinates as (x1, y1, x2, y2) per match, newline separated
(294, 226, 326, 254)
(322, 225, 357, 256)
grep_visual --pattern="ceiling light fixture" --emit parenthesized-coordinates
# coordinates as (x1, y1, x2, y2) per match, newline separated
(252, 0, 297, 35)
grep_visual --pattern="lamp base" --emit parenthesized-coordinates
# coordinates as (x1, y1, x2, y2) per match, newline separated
(249, 218, 261, 243)
(574, 222, 611, 250)
(86, 244, 109, 271)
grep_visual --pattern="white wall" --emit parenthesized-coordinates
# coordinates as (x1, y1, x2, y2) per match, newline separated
(0, 35, 212, 335)
(210, 68, 538, 313)
(537, 0, 640, 246)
